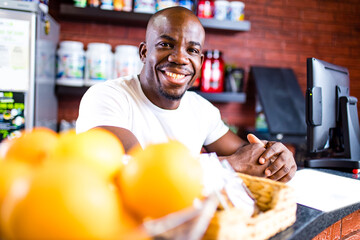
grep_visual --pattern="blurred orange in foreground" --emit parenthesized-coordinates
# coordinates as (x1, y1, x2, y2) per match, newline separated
(0, 127, 141, 240)
(118, 140, 204, 220)
(51, 128, 125, 180)
(0, 127, 58, 165)
(0, 161, 31, 207)
(1, 162, 130, 240)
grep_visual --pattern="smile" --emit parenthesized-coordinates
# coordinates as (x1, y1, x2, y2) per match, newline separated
(163, 71, 188, 85)
(165, 71, 185, 79)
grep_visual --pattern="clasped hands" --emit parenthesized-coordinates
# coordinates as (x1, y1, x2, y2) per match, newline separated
(227, 134, 297, 183)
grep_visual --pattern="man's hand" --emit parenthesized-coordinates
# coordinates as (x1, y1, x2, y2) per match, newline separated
(247, 134, 297, 182)
(205, 130, 296, 182)
(225, 142, 270, 178)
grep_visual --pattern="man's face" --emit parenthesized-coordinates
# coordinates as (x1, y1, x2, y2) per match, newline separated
(139, 11, 205, 105)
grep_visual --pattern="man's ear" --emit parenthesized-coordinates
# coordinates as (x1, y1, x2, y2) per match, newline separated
(200, 52, 205, 66)
(139, 41, 147, 63)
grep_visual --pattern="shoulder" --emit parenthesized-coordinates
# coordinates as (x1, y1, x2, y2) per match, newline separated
(84, 75, 139, 97)
(182, 91, 216, 109)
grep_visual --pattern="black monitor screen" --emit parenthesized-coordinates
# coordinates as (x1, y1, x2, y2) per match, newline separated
(306, 58, 349, 152)
(306, 57, 360, 170)
(306, 57, 349, 153)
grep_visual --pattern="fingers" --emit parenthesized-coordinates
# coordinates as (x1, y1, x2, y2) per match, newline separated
(257, 142, 297, 182)
(264, 152, 297, 182)
(270, 164, 297, 182)
(259, 142, 284, 163)
(247, 134, 265, 146)
(247, 134, 268, 164)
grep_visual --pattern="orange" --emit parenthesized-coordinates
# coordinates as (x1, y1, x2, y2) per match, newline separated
(0, 161, 32, 239)
(118, 140, 204, 220)
(0, 138, 14, 160)
(0, 161, 31, 206)
(51, 128, 125, 180)
(1, 162, 131, 240)
(1, 127, 59, 165)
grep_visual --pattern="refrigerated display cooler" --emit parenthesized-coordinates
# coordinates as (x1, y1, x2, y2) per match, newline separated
(0, 0, 59, 141)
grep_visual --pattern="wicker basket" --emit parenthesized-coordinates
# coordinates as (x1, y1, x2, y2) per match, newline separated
(203, 173, 297, 240)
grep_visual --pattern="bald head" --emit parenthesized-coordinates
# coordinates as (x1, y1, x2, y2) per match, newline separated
(146, 7, 205, 42)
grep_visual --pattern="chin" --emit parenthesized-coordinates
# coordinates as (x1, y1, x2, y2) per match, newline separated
(159, 87, 185, 101)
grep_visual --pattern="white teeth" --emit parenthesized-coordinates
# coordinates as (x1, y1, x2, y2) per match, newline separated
(165, 71, 185, 79)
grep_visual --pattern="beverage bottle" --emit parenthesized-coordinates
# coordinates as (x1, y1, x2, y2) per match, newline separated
(201, 50, 224, 93)
(200, 50, 213, 92)
(197, 0, 214, 18)
(113, 0, 123, 10)
(88, 0, 100, 7)
(210, 49, 224, 92)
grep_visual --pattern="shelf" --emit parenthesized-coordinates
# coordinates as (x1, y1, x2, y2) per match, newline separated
(195, 91, 246, 103)
(199, 18, 250, 31)
(56, 85, 89, 96)
(59, 4, 251, 31)
(56, 84, 246, 103)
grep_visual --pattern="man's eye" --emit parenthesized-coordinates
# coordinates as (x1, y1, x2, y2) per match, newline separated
(188, 48, 200, 54)
(159, 42, 172, 48)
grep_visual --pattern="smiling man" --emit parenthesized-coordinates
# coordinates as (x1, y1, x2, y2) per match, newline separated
(76, 7, 297, 182)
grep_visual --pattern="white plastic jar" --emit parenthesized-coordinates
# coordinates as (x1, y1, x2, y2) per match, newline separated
(85, 42, 113, 86)
(214, 0, 229, 21)
(114, 45, 143, 78)
(230, 1, 245, 21)
(56, 41, 85, 86)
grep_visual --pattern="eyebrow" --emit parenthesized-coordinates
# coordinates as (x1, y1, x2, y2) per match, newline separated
(159, 34, 202, 48)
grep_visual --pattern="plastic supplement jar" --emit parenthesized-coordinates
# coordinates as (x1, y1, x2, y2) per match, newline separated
(85, 43, 113, 86)
(229, 1, 245, 21)
(114, 45, 143, 78)
(214, 0, 229, 20)
(56, 41, 85, 86)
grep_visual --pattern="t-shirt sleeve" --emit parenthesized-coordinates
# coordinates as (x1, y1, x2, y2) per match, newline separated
(76, 83, 130, 133)
(199, 97, 229, 146)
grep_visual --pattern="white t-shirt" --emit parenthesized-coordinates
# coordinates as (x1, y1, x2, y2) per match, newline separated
(76, 75, 229, 155)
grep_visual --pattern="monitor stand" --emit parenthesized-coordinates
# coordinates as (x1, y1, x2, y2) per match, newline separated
(305, 96, 360, 169)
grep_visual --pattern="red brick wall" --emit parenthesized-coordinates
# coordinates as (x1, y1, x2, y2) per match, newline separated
(55, 0, 360, 131)
(313, 209, 360, 240)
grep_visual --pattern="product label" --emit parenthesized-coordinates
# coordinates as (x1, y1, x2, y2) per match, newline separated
(56, 54, 85, 80)
(210, 61, 220, 88)
(198, 1, 213, 18)
(115, 59, 138, 78)
(155, 0, 177, 11)
(87, 56, 112, 81)
(0, 91, 25, 142)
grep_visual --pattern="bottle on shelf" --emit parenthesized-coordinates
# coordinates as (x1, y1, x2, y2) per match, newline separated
(113, 0, 123, 10)
(74, 0, 87, 8)
(229, 1, 245, 21)
(200, 49, 224, 93)
(85, 43, 114, 86)
(114, 45, 143, 78)
(211, 49, 225, 92)
(197, 0, 214, 18)
(134, 0, 156, 13)
(200, 50, 213, 92)
(56, 41, 85, 87)
(88, 0, 101, 7)
(100, 0, 114, 10)
(214, 0, 229, 21)
(112, 0, 133, 11)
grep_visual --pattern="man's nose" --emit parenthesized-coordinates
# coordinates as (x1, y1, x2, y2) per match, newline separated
(168, 48, 190, 65)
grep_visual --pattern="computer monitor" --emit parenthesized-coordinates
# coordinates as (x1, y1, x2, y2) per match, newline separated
(305, 58, 360, 170)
